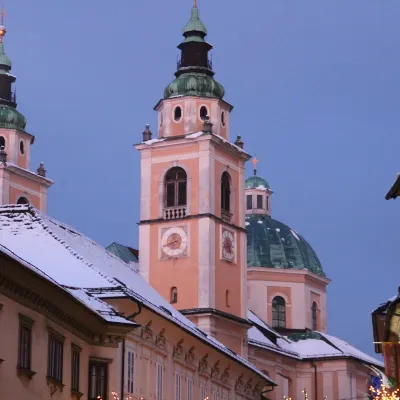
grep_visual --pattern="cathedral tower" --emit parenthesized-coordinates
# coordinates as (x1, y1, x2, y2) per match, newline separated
(136, 2, 251, 356)
(0, 22, 52, 211)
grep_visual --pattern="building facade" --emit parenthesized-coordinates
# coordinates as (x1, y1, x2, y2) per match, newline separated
(0, 2, 387, 400)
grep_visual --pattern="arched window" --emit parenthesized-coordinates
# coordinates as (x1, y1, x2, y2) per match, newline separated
(221, 171, 231, 212)
(0, 136, 5, 148)
(312, 302, 318, 330)
(226, 290, 230, 307)
(272, 296, 286, 328)
(165, 167, 187, 208)
(170, 287, 178, 304)
(17, 197, 29, 205)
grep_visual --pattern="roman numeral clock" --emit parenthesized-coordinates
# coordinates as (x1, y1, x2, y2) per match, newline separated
(221, 228, 235, 263)
(160, 226, 188, 259)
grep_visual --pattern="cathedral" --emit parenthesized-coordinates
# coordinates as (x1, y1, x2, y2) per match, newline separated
(0, 3, 387, 400)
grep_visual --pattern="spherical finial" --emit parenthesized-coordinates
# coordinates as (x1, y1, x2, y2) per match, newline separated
(0, 9, 7, 42)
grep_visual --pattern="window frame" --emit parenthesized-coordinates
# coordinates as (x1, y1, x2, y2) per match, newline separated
(88, 361, 108, 400)
(272, 296, 287, 328)
(18, 314, 34, 371)
(187, 377, 193, 400)
(312, 302, 318, 330)
(175, 372, 181, 400)
(257, 194, 263, 209)
(246, 194, 252, 210)
(170, 287, 178, 304)
(126, 350, 135, 394)
(165, 167, 188, 208)
(221, 172, 231, 212)
(47, 329, 64, 384)
(71, 344, 81, 394)
(156, 363, 163, 400)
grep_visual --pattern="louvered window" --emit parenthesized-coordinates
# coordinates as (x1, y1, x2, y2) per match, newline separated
(165, 167, 187, 207)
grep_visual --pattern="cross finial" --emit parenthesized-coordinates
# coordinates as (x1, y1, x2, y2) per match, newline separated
(193, 0, 197, 8)
(252, 157, 259, 176)
(0, 8, 5, 26)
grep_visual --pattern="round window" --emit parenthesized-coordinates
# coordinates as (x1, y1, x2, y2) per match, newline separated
(0, 136, 5, 149)
(174, 106, 182, 122)
(20, 140, 25, 155)
(221, 111, 226, 127)
(200, 106, 208, 121)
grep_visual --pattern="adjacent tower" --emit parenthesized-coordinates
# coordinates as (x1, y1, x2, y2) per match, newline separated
(136, 2, 251, 356)
(0, 22, 52, 211)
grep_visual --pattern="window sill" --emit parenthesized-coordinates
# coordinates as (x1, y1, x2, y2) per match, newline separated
(17, 367, 36, 379)
(47, 376, 65, 392)
(71, 390, 84, 399)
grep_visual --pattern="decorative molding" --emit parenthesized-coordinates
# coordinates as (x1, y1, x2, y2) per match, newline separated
(17, 367, 36, 379)
(141, 321, 154, 341)
(221, 366, 230, 385)
(88, 356, 113, 364)
(155, 328, 166, 349)
(0, 272, 95, 342)
(185, 345, 195, 364)
(235, 373, 245, 392)
(198, 353, 209, 376)
(211, 360, 221, 380)
(47, 376, 65, 397)
(173, 339, 184, 359)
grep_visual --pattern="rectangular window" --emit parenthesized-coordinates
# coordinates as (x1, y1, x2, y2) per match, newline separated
(156, 363, 163, 400)
(257, 194, 263, 209)
(47, 330, 64, 383)
(18, 314, 33, 370)
(166, 183, 176, 207)
(89, 362, 108, 400)
(175, 373, 181, 400)
(71, 345, 81, 393)
(127, 351, 135, 394)
(282, 377, 289, 398)
(246, 195, 252, 210)
(187, 377, 193, 400)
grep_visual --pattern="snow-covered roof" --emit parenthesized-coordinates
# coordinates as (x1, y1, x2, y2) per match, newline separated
(247, 312, 383, 368)
(0, 205, 273, 384)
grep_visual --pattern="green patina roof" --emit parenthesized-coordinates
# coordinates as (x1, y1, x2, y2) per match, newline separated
(164, 73, 225, 99)
(0, 43, 11, 70)
(0, 105, 26, 131)
(246, 214, 325, 276)
(106, 242, 139, 264)
(245, 175, 270, 190)
(183, 7, 207, 36)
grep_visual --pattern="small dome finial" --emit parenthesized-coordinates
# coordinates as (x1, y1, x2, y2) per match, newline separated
(252, 157, 259, 176)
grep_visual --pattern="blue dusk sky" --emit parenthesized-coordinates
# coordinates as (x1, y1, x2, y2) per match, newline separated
(5, 0, 399, 357)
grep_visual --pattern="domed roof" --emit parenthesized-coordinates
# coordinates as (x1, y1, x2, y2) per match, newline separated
(164, 73, 225, 99)
(245, 175, 270, 190)
(246, 214, 325, 276)
(0, 105, 26, 131)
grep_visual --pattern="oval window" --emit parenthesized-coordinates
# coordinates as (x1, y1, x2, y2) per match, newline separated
(20, 140, 25, 155)
(0, 136, 5, 149)
(221, 111, 226, 127)
(174, 106, 182, 122)
(200, 106, 208, 121)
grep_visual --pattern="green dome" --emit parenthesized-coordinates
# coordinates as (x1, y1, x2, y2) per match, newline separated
(164, 73, 225, 99)
(0, 106, 26, 131)
(245, 175, 270, 190)
(183, 7, 207, 36)
(246, 214, 325, 276)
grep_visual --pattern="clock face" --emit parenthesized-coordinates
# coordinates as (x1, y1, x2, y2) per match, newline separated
(222, 229, 235, 262)
(161, 227, 188, 258)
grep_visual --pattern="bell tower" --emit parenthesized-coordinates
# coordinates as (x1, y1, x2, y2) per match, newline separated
(136, 2, 251, 356)
(0, 20, 52, 212)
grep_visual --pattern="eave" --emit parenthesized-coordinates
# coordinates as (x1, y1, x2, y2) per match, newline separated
(385, 174, 400, 200)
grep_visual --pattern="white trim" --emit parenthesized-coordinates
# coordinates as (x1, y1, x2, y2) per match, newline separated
(9, 182, 40, 197)
(140, 149, 151, 221)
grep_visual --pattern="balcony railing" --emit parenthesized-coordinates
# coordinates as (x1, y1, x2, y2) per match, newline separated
(164, 206, 187, 220)
(176, 59, 213, 70)
(221, 209, 232, 223)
